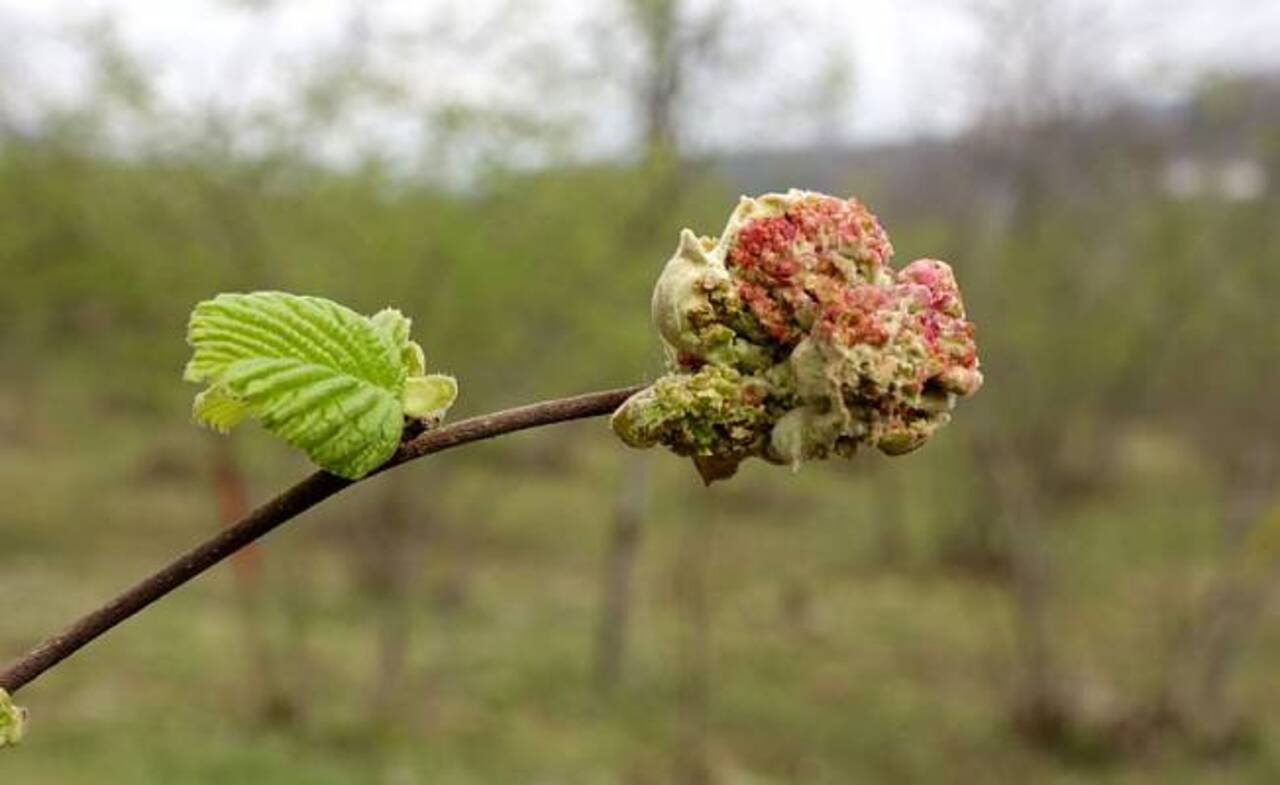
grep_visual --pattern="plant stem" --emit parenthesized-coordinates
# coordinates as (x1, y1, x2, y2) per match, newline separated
(0, 385, 644, 694)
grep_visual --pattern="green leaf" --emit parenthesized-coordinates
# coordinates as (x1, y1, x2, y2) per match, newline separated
(371, 307, 427, 376)
(403, 374, 458, 420)
(192, 387, 249, 433)
(184, 292, 455, 480)
(0, 689, 26, 748)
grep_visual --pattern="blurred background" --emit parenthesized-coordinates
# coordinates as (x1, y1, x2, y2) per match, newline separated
(1, 0, 1278, 782)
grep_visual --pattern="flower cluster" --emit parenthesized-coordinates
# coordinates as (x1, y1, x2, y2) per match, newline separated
(612, 190, 982, 482)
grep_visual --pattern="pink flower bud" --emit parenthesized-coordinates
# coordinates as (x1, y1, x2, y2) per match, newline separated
(613, 190, 982, 481)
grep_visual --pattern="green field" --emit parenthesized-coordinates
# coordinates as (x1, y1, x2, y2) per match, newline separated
(4, 353, 1280, 783)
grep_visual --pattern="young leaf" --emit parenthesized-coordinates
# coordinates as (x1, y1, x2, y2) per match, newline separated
(0, 689, 26, 748)
(184, 292, 456, 480)
(192, 387, 249, 433)
(403, 374, 458, 420)
(371, 307, 428, 376)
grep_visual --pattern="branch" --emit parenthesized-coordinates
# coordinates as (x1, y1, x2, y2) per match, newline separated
(0, 385, 644, 694)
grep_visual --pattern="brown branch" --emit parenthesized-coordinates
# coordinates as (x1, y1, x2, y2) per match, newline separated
(0, 385, 645, 694)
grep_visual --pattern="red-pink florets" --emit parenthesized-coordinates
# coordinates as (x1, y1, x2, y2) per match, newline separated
(615, 190, 983, 481)
(725, 195, 893, 345)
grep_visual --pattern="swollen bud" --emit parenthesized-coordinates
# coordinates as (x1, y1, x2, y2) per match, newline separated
(612, 190, 983, 481)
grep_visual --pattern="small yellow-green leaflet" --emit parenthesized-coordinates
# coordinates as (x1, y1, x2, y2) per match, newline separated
(184, 292, 457, 480)
(0, 689, 25, 748)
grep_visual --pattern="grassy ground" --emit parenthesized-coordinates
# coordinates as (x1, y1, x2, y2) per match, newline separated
(3, 371, 1280, 784)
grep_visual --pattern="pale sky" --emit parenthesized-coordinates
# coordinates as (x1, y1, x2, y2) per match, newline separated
(3, 0, 1278, 160)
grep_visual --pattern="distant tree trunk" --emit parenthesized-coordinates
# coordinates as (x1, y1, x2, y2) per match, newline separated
(367, 471, 420, 730)
(981, 445, 1068, 741)
(208, 438, 296, 725)
(596, 450, 649, 690)
(674, 490, 714, 785)
(869, 463, 907, 567)
(1170, 465, 1276, 751)
(942, 489, 1010, 577)
(593, 0, 691, 696)
(1175, 576, 1261, 750)
(938, 436, 1011, 577)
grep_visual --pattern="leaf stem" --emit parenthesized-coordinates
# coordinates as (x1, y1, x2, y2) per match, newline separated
(0, 385, 644, 694)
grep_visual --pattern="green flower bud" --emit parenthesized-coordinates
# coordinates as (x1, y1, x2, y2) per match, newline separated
(612, 364, 779, 483)
(614, 190, 983, 481)
(651, 229, 773, 373)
